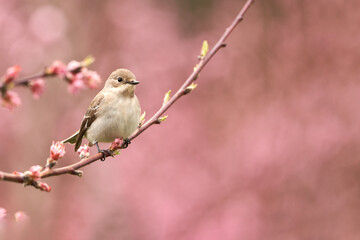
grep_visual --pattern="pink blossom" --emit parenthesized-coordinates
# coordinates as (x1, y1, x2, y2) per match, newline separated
(26, 165, 42, 180)
(77, 144, 90, 159)
(67, 73, 85, 94)
(84, 70, 102, 89)
(14, 211, 28, 222)
(50, 141, 66, 160)
(13, 171, 23, 176)
(67, 60, 82, 72)
(110, 138, 122, 151)
(46, 60, 67, 77)
(3, 65, 21, 84)
(0, 207, 6, 220)
(67, 69, 101, 93)
(39, 182, 51, 192)
(114, 138, 121, 145)
(1, 90, 21, 110)
(29, 78, 45, 99)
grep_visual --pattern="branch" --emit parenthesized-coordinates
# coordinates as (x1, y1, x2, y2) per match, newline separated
(0, 56, 100, 109)
(0, 0, 255, 190)
(11, 73, 46, 87)
(128, 0, 255, 143)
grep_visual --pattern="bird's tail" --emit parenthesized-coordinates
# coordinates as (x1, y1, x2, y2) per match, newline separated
(61, 130, 79, 145)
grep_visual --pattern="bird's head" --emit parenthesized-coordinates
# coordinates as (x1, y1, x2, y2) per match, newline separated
(104, 68, 139, 96)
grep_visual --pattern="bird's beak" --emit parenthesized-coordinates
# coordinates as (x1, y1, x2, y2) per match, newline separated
(128, 80, 140, 85)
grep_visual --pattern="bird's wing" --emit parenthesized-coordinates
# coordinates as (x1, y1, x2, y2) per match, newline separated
(75, 93, 104, 151)
(62, 130, 79, 144)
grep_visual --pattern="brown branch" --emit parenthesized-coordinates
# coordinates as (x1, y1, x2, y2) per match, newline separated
(128, 0, 254, 143)
(0, 72, 48, 93)
(13, 73, 47, 87)
(0, 56, 96, 99)
(0, 0, 255, 189)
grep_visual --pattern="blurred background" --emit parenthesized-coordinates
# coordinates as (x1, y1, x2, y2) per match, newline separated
(1, 0, 360, 239)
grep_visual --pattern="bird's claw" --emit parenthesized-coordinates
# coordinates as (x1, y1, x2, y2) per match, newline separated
(95, 142, 113, 161)
(122, 138, 131, 149)
(99, 149, 113, 161)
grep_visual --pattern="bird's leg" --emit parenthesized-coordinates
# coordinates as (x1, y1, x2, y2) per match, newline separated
(122, 138, 131, 149)
(95, 142, 113, 161)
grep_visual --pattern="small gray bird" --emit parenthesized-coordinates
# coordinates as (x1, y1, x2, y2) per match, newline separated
(63, 69, 141, 156)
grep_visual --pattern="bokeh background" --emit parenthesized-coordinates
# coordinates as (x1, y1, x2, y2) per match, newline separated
(1, 0, 360, 239)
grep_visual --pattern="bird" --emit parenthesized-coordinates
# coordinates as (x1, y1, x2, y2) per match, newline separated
(62, 68, 141, 158)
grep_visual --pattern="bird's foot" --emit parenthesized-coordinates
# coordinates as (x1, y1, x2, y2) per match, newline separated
(95, 142, 113, 161)
(99, 149, 113, 161)
(122, 138, 131, 149)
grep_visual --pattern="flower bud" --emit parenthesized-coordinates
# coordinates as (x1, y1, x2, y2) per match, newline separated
(29, 78, 45, 99)
(45, 60, 66, 76)
(50, 141, 66, 160)
(109, 138, 121, 151)
(1, 90, 21, 110)
(67, 60, 82, 73)
(25, 165, 42, 181)
(3, 65, 21, 84)
(77, 144, 90, 159)
(39, 182, 51, 192)
(67, 73, 85, 94)
(84, 70, 101, 89)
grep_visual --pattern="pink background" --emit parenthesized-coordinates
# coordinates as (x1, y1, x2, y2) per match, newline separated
(1, 0, 360, 239)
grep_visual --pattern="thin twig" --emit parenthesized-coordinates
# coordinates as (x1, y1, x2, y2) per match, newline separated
(128, 0, 254, 143)
(0, 0, 255, 187)
(0, 73, 46, 90)
(14, 73, 47, 86)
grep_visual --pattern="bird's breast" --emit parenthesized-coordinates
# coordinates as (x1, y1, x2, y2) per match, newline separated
(86, 94, 141, 143)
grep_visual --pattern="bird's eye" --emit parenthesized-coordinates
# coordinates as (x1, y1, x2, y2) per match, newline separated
(117, 77, 123, 82)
